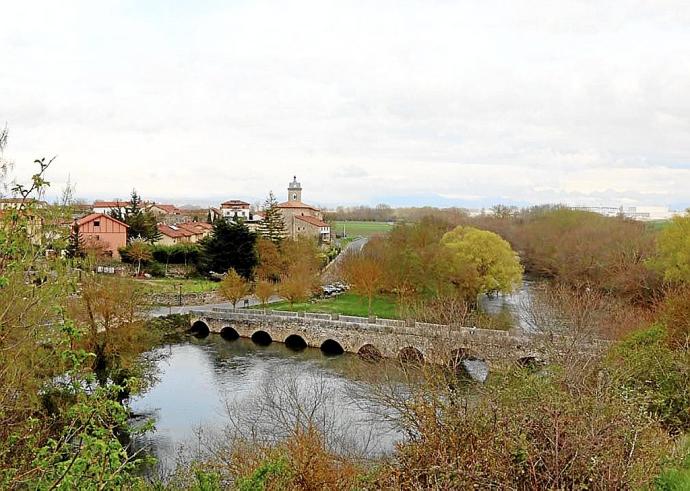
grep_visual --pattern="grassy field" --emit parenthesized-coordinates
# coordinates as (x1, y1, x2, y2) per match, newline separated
(259, 292, 399, 319)
(138, 277, 219, 294)
(333, 220, 394, 238)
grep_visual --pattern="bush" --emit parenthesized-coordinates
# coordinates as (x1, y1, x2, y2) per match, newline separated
(144, 261, 165, 277)
(150, 243, 200, 265)
(608, 324, 690, 434)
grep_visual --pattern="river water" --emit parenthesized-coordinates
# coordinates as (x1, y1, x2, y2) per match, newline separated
(129, 335, 406, 474)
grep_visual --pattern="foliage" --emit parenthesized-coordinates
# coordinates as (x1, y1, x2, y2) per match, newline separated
(377, 365, 670, 489)
(255, 238, 282, 282)
(65, 221, 86, 259)
(608, 324, 690, 434)
(254, 279, 275, 307)
(440, 225, 523, 302)
(654, 212, 690, 284)
(258, 191, 286, 244)
(488, 207, 660, 302)
(228, 427, 364, 491)
(126, 238, 153, 275)
(198, 220, 257, 279)
(279, 267, 314, 306)
(339, 249, 386, 315)
(655, 436, 690, 490)
(150, 242, 200, 265)
(219, 268, 251, 308)
(110, 189, 161, 243)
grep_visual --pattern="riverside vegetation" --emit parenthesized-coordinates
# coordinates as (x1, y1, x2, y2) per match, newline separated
(1, 134, 690, 488)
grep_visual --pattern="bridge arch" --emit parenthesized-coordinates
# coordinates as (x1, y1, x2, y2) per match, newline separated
(220, 326, 240, 341)
(251, 330, 272, 346)
(190, 320, 210, 337)
(517, 356, 543, 370)
(320, 339, 344, 356)
(285, 334, 307, 351)
(398, 346, 424, 364)
(357, 343, 382, 362)
(448, 348, 480, 369)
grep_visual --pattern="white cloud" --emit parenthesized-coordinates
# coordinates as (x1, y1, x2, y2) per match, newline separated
(1, 0, 689, 208)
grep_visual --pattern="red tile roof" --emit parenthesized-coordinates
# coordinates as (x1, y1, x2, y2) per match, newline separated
(152, 204, 181, 214)
(93, 200, 130, 208)
(295, 215, 330, 228)
(158, 221, 212, 238)
(76, 213, 129, 228)
(177, 222, 213, 234)
(221, 200, 250, 207)
(158, 223, 194, 238)
(277, 200, 319, 211)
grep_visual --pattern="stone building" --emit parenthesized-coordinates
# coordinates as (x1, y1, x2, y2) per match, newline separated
(277, 177, 330, 243)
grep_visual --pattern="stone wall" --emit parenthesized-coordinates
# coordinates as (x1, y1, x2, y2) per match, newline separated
(148, 291, 224, 307)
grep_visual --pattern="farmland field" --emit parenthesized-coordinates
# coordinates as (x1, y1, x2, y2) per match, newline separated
(332, 220, 394, 237)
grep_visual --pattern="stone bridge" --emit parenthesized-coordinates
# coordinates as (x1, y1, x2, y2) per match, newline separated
(188, 308, 568, 367)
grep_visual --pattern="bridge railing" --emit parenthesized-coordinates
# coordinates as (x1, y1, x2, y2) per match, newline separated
(196, 307, 512, 337)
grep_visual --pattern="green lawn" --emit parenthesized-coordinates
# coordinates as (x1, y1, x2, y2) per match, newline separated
(138, 278, 219, 294)
(259, 292, 399, 319)
(332, 220, 394, 238)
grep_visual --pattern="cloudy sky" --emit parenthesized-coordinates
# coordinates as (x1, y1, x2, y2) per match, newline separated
(2, 1, 689, 209)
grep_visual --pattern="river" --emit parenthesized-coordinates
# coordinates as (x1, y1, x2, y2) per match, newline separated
(129, 334, 406, 474)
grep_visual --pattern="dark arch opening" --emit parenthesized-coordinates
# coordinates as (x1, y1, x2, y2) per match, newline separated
(448, 348, 477, 370)
(398, 346, 424, 364)
(285, 334, 307, 351)
(517, 356, 542, 370)
(320, 339, 344, 356)
(357, 344, 382, 362)
(251, 330, 272, 346)
(220, 326, 240, 341)
(190, 321, 209, 338)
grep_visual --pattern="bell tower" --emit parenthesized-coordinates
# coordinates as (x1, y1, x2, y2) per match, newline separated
(288, 176, 302, 202)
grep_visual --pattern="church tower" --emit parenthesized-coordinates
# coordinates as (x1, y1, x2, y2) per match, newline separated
(288, 176, 302, 203)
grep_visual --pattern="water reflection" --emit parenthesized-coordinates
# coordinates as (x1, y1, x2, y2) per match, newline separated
(478, 278, 536, 331)
(129, 335, 404, 473)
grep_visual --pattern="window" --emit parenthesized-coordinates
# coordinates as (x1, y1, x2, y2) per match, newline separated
(94, 220, 100, 227)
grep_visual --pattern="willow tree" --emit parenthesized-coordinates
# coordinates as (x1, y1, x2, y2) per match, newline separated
(440, 225, 523, 304)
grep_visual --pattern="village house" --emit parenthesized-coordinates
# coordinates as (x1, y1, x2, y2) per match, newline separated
(74, 213, 128, 259)
(92, 200, 130, 215)
(0, 197, 48, 210)
(149, 203, 184, 224)
(277, 177, 331, 242)
(212, 200, 263, 232)
(157, 221, 213, 245)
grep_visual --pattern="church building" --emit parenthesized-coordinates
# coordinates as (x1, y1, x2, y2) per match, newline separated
(277, 177, 331, 243)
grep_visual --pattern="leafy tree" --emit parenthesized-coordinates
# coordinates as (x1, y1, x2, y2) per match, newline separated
(198, 219, 257, 279)
(126, 239, 153, 275)
(219, 268, 251, 308)
(441, 225, 523, 303)
(654, 212, 690, 284)
(254, 279, 276, 307)
(280, 266, 314, 306)
(255, 237, 283, 282)
(259, 191, 287, 244)
(339, 250, 386, 315)
(65, 220, 85, 259)
(110, 189, 161, 243)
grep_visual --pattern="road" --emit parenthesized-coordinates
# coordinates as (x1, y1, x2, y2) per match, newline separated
(147, 294, 282, 317)
(321, 237, 368, 283)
